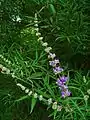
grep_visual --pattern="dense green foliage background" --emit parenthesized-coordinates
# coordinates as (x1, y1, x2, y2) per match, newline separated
(0, 0, 90, 120)
(1, 0, 90, 69)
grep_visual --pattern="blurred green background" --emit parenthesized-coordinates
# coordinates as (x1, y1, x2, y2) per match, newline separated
(0, 0, 90, 120)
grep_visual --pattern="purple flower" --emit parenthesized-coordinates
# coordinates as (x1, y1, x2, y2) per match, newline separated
(56, 76, 71, 98)
(61, 85, 68, 90)
(49, 61, 56, 67)
(34, 14, 71, 98)
(57, 77, 68, 86)
(61, 90, 71, 98)
(59, 76, 68, 84)
(53, 67, 63, 74)
(57, 79, 63, 86)
(49, 59, 59, 67)
(48, 53, 56, 59)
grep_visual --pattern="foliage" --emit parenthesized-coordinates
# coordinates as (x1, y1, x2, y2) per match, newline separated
(0, 0, 90, 120)
(1, 0, 90, 68)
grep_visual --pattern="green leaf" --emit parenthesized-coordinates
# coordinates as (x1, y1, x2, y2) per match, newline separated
(15, 95, 28, 102)
(58, 0, 65, 4)
(53, 110, 58, 119)
(30, 97, 37, 114)
(49, 4, 56, 15)
(43, 75, 55, 99)
(30, 72, 43, 79)
(48, 109, 57, 119)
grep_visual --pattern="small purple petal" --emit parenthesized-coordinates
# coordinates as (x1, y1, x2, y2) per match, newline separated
(61, 91, 66, 98)
(53, 67, 63, 74)
(49, 61, 56, 67)
(62, 85, 68, 89)
(56, 76, 68, 87)
(65, 90, 71, 97)
(57, 79, 64, 86)
(61, 90, 71, 98)
(49, 59, 60, 67)
(59, 76, 68, 83)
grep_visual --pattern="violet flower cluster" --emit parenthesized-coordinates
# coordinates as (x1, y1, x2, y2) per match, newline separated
(34, 14, 71, 98)
(49, 54, 71, 98)
(56, 76, 71, 98)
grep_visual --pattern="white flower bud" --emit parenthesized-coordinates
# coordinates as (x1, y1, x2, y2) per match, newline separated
(25, 88, 29, 93)
(34, 24, 38, 27)
(8, 61, 11, 65)
(16, 16, 21, 22)
(21, 86, 26, 90)
(0, 55, 4, 58)
(2, 67, 7, 72)
(54, 59, 59, 64)
(17, 83, 22, 87)
(36, 32, 41, 36)
(34, 93, 38, 98)
(5, 59, 9, 63)
(87, 89, 90, 95)
(42, 42, 48, 47)
(48, 53, 56, 59)
(6, 69, 10, 74)
(12, 15, 21, 22)
(17, 83, 26, 90)
(37, 37, 43, 41)
(45, 47, 52, 53)
(3, 58, 6, 61)
(52, 102, 57, 110)
(28, 91, 33, 96)
(35, 28, 39, 32)
(35, 13, 38, 20)
(11, 73, 15, 78)
(84, 95, 89, 101)
(65, 107, 70, 112)
(39, 95, 43, 101)
(48, 98, 52, 105)
(57, 105, 62, 111)
(34, 20, 38, 23)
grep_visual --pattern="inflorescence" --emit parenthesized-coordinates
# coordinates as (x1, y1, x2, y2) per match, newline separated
(34, 13, 71, 98)
(0, 60, 62, 111)
(0, 13, 71, 113)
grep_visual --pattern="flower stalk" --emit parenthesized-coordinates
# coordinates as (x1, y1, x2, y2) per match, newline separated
(0, 61, 63, 111)
(34, 13, 71, 98)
